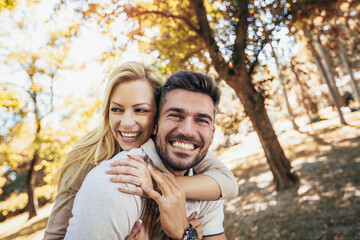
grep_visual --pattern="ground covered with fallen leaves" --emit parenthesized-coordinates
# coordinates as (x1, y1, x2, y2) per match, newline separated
(220, 111, 360, 240)
(1, 111, 359, 240)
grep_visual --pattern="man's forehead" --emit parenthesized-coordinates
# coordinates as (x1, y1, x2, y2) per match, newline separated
(161, 89, 215, 117)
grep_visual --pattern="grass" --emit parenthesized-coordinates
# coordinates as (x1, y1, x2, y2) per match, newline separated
(1, 111, 360, 240)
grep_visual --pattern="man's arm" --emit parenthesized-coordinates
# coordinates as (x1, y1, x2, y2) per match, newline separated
(141, 165, 190, 239)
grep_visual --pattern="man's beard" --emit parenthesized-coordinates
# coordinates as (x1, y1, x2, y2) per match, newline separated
(155, 133, 208, 172)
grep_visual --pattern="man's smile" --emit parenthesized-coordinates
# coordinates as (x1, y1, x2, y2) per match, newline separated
(170, 140, 197, 150)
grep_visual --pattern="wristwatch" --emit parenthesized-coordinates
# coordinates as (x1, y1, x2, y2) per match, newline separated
(183, 224, 198, 240)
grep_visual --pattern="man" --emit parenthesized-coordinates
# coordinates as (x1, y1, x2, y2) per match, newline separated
(66, 71, 227, 240)
(131, 71, 226, 239)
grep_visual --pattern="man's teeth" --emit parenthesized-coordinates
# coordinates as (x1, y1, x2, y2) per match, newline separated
(172, 141, 195, 150)
(121, 132, 140, 139)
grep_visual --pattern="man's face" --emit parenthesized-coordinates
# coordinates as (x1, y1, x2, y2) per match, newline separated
(155, 89, 215, 175)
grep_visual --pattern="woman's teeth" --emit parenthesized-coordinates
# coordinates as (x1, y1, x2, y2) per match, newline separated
(121, 132, 140, 139)
(172, 141, 195, 150)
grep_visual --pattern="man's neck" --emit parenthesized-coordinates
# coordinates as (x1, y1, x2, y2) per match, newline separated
(164, 163, 187, 176)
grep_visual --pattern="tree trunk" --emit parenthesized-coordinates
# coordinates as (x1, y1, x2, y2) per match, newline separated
(315, 40, 345, 107)
(26, 149, 39, 219)
(226, 70, 299, 190)
(271, 43, 299, 131)
(308, 40, 347, 125)
(339, 42, 360, 101)
(290, 61, 319, 123)
(26, 81, 41, 220)
(188, 0, 298, 190)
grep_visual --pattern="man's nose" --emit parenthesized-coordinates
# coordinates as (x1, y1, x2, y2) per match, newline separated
(177, 118, 196, 136)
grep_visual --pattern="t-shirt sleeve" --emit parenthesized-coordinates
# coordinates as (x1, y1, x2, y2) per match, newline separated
(198, 200, 225, 237)
(193, 151, 238, 199)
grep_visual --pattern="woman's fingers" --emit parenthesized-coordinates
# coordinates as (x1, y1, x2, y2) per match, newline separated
(109, 174, 142, 185)
(147, 165, 175, 196)
(141, 183, 162, 203)
(125, 220, 142, 240)
(117, 185, 144, 196)
(107, 165, 139, 176)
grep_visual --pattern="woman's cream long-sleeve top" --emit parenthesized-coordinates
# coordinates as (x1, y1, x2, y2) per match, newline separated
(43, 143, 238, 240)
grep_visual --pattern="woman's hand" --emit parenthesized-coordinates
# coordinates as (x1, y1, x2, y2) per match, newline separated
(125, 200, 160, 240)
(106, 155, 153, 197)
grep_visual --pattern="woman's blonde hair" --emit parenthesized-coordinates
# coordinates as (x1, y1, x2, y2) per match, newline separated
(57, 61, 164, 192)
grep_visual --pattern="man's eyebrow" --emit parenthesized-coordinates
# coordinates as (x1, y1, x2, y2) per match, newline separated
(164, 107, 184, 114)
(164, 107, 213, 122)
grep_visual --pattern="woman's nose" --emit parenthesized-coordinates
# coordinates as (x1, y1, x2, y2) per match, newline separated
(121, 111, 136, 128)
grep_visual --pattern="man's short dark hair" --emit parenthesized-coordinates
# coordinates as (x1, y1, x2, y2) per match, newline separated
(160, 71, 221, 113)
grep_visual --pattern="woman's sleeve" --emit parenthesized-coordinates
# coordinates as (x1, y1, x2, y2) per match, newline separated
(193, 151, 238, 199)
(43, 163, 92, 240)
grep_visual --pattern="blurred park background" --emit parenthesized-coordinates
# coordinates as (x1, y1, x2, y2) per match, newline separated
(1, 0, 360, 239)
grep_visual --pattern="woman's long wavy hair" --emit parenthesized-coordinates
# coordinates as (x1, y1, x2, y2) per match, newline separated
(57, 61, 164, 192)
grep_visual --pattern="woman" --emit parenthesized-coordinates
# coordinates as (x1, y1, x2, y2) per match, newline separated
(44, 62, 237, 239)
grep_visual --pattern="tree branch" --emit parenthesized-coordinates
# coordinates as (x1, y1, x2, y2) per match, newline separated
(232, 0, 250, 73)
(249, 11, 291, 75)
(189, 0, 230, 78)
(127, 9, 199, 33)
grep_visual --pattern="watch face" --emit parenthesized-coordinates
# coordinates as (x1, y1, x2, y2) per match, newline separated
(187, 226, 198, 240)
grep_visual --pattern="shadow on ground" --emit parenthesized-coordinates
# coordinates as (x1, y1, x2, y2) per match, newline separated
(224, 128, 360, 240)
(2, 217, 48, 240)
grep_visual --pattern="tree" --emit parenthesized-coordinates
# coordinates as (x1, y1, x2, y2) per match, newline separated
(78, 0, 301, 190)
(1, 0, 80, 219)
(270, 42, 299, 131)
(0, 0, 17, 11)
(287, 0, 360, 124)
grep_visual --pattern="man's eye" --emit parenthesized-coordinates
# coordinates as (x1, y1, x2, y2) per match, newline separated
(168, 114, 181, 119)
(197, 119, 210, 125)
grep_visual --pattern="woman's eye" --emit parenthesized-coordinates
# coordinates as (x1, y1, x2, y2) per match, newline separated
(135, 108, 150, 113)
(110, 107, 123, 112)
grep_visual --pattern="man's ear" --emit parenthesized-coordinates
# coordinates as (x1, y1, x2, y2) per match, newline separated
(211, 126, 215, 144)
(152, 123, 158, 135)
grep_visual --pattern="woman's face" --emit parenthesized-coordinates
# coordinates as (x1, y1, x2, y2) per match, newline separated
(109, 80, 157, 151)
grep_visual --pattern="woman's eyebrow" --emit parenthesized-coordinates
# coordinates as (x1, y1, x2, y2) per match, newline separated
(110, 102, 152, 107)
(110, 101, 123, 106)
(133, 103, 152, 107)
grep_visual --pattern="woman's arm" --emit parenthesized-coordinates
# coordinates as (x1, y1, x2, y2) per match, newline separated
(43, 163, 92, 240)
(110, 151, 238, 201)
(176, 174, 221, 200)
